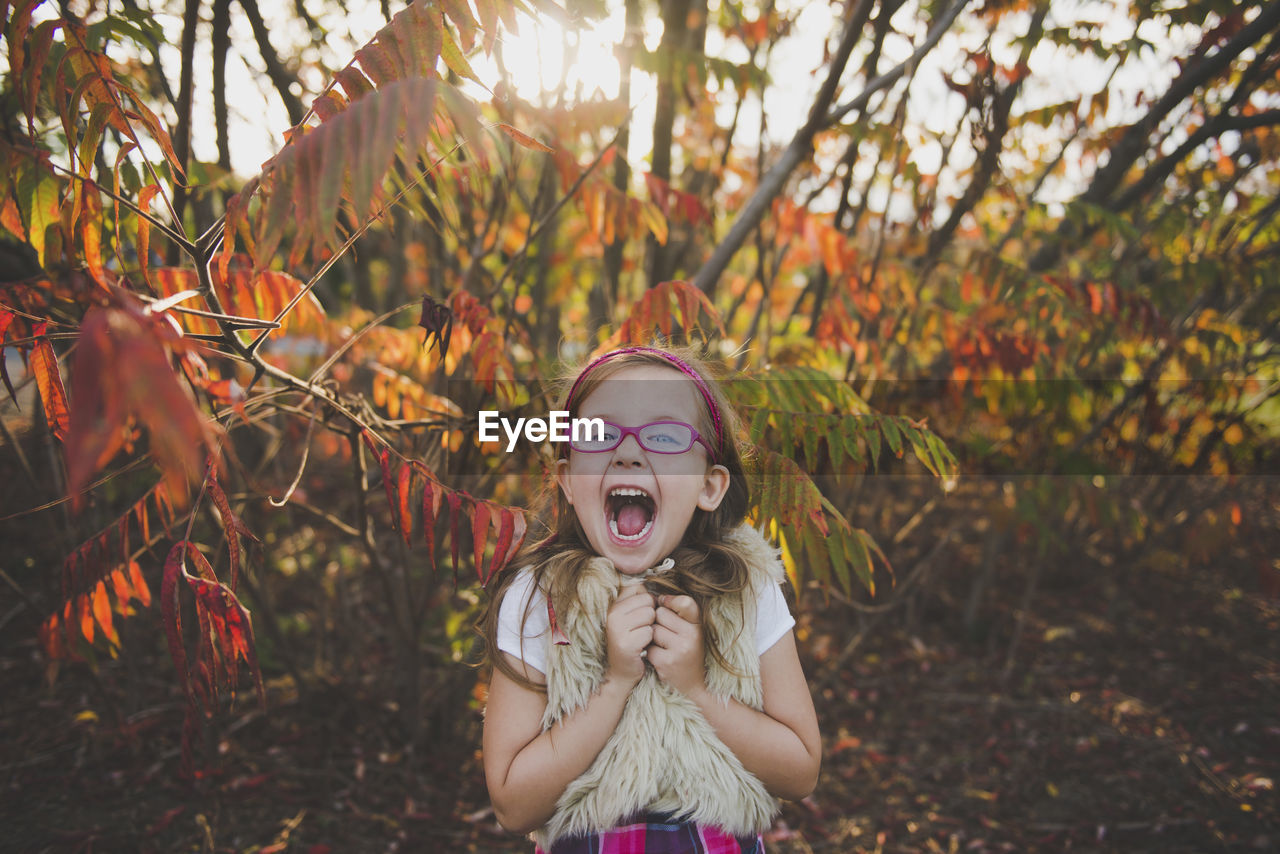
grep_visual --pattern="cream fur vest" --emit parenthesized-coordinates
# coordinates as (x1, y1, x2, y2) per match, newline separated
(534, 524, 784, 849)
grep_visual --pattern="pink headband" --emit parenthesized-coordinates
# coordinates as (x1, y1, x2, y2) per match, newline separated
(565, 346, 725, 459)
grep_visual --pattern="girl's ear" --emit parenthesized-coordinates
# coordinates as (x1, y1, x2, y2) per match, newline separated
(696, 464, 731, 512)
(554, 457, 575, 505)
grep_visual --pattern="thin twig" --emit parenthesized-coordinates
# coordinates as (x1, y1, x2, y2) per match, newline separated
(248, 144, 469, 355)
(307, 301, 419, 385)
(269, 400, 320, 507)
(495, 130, 621, 293)
(45, 158, 192, 255)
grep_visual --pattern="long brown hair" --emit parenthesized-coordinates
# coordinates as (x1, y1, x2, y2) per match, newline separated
(481, 345, 752, 692)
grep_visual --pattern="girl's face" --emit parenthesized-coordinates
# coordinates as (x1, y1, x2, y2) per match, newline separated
(555, 364, 731, 575)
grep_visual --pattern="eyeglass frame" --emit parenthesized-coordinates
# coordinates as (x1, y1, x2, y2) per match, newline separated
(567, 419, 717, 460)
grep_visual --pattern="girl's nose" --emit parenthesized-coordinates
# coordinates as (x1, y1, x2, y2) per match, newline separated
(611, 434, 645, 465)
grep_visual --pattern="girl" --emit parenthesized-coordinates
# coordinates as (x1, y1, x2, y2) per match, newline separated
(482, 345, 820, 853)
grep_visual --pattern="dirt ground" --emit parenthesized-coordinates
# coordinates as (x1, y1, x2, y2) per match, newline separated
(1, 476, 1276, 853)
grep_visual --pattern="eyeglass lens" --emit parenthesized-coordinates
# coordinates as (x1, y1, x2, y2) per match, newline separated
(573, 421, 695, 453)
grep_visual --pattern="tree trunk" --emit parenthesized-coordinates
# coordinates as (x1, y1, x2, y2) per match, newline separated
(602, 0, 640, 305)
(238, 0, 307, 127)
(167, 0, 201, 265)
(211, 0, 232, 175)
(646, 0, 708, 290)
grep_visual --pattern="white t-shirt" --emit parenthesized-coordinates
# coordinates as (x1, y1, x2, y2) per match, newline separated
(496, 565, 796, 676)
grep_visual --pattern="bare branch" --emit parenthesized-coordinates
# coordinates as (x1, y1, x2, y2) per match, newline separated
(692, 0, 970, 294)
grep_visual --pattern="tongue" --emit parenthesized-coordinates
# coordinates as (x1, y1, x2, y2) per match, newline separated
(616, 503, 650, 537)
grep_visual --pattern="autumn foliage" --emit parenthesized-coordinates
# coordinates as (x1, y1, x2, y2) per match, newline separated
(1, 0, 1276, 806)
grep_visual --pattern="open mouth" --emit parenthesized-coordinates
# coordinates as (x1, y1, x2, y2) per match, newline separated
(606, 487, 656, 543)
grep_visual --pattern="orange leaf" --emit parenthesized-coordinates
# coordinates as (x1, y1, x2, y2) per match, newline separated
(397, 462, 413, 545)
(129, 559, 151, 608)
(136, 184, 161, 286)
(497, 123, 553, 153)
(109, 567, 132, 614)
(93, 579, 117, 645)
(30, 322, 71, 442)
(0, 195, 24, 240)
(81, 185, 107, 287)
(79, 593, 95, 645)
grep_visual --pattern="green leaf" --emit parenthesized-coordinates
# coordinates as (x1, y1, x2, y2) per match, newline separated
(881, 417, 904, 458)
(750, 406, 770, 444)
(440, 21, 484, 85)
(18, 165, 61, 267)
(867, 421, 882, 471)
(801, 422, 821, 472)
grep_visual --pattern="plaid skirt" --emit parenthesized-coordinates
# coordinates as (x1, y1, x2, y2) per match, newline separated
(535, 813, 766, 854)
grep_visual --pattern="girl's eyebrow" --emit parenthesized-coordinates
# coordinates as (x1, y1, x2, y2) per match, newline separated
(584, 414, 681, 423)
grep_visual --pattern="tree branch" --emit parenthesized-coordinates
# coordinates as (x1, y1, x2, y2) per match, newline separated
(238, 0, 306, 127)
(1079, 1, 1280, 207)
(691, 0, 969, 294)
(1112, 109, 1280, 212)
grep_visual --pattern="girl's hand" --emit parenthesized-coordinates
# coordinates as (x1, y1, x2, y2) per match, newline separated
(648, 595, 707, 698)
(605, 583, 657, 686)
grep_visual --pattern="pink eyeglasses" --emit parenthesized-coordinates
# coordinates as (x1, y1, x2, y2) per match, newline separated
(568, 420, 715, 458)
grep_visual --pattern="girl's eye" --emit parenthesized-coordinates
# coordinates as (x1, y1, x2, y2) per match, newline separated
(641, 424, 690, 447)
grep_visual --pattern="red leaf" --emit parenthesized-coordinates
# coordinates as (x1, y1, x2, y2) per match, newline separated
(504, 510, 527, 571)
(30, 321, 71, 442)
(206, 460, 244, 591)
(397, 462, 413, 545)
(488, 508, 515, 583)
(360, 428, 380, 458)
(66, 300, 211, 505)
(446, 490, 463, 585)
(162, 543, 193, 704)
(0, 310, 17, 403)
(419, 468, 439, 573)
(472, 500, 491, 583)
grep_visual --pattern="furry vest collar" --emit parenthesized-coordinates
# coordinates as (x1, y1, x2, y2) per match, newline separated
(534, 524, 783, 849)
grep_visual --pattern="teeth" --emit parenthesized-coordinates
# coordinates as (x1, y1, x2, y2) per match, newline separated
(609, 518, 654, 542)
(610, 487, 650, 498)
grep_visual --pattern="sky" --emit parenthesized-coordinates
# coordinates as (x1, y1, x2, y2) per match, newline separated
(68, 0, 1229, 218)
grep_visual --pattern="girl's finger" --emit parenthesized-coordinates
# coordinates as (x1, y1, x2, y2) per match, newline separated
(617, 583, 650, 602)
(618, 587, 657, 609)
(628, 628, 654, 653)
(650, 624, 676, 648)
(624, 608, 656, 632)
(659, 595, 698, 623)
(655, 605, 696, 633)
